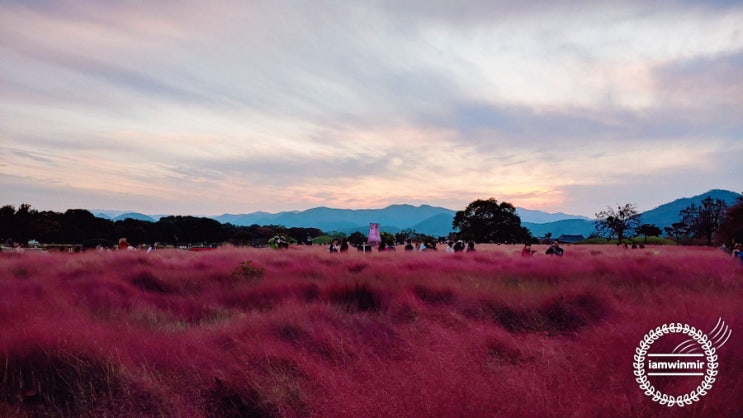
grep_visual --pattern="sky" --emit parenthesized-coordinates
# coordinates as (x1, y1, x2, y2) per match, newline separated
(1, 0, 742, 217)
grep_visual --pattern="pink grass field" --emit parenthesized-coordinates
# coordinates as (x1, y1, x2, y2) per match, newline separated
(1, 244, 741, 417)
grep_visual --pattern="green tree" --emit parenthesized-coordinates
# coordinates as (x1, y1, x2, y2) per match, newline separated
(679, 196, 728, 246)
(594, 203, 641, 243)
(347, 231, 367, 245)
(452, 198, 532, 243)
(636, 224, 661, 244)
(380, 231, 396, 246)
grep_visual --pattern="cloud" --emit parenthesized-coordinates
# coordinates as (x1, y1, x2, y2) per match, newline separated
(1, 1, 741, 216)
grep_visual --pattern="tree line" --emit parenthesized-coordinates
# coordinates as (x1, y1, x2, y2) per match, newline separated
(451, 194, 742, 247)
(2, 193, 741, 249)
(0, 204, 322, 248)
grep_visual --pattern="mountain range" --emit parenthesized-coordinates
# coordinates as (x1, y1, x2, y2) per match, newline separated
(93, 189, 740, 238)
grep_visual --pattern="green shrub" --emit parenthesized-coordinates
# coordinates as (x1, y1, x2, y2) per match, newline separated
(231, 260, 264, 282)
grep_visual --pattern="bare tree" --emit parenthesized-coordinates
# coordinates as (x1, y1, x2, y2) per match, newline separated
(594, 203, 641, 243)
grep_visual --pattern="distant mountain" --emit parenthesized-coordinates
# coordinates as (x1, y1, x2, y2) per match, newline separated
(94, 210, 164, 222)
(515, 208, 590, 223)
(214, 204, 458, 236)
(113, 212, 156, 222)
(411, 213, 460, 237)
(89, 189, 741, 238)
(639, 189, 741, 230)
(211, 205, 591, 235)
(92, 210, 125, 219)
(214, 211, 275, 226)
(522, 219, 595, 238)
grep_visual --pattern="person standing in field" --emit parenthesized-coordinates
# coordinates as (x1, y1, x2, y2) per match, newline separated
(546, 240, 564, 256)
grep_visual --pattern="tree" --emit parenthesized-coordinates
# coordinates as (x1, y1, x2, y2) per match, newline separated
(347, 231, 367, 246)
(0, 205, 17, 244)
(380, 231, 396, 246)
(679, 196, 728, 246)
(452, 198, 533, 243)
(11, 203, 37, 244)
(541, 232, 552, 244)
(636, 224, 661, 244)
(286, 227, 323, 244)
(716, 196, 743, 245)
(395, 228, 416, 244)
(594, 203, 641, 243)
(664, 222, 690, 245)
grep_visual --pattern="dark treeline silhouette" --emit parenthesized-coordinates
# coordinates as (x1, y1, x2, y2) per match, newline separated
(0, 204, 322, 248)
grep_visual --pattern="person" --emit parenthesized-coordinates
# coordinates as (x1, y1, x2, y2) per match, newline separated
(453, 240, 465, 252)
(733, 243, 742, 261)
(466, 241, 476, 252)
(445, 241, 455, 253)
(521, 243, 535, 256)
(546, 240, 564, 256)
(340, 238, 349, 252)
(404, 240, 414, 251)
(329, 238, 340, 253)
(118, 238, 129, 251)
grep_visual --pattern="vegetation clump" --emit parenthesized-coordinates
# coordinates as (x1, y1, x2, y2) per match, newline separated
(231, 260, 265, 283)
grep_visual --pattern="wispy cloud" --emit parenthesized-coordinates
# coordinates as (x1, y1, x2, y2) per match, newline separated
(1, 0, 741, 215)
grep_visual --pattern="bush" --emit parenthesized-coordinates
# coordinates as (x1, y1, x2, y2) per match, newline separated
(231, 260, 264, 283)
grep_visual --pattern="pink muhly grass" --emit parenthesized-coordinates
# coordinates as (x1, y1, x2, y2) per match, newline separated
(0, 245, 740, 417)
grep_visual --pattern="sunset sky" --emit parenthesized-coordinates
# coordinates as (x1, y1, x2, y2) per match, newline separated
(1, 1, 741, 217)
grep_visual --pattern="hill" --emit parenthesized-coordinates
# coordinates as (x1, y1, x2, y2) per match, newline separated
(638, 189, 741, 229)
(213, 211, 275, 225)
(515, 208, 590, 223)
(522, 219, 595, 238)
(112, 212, 156, 222)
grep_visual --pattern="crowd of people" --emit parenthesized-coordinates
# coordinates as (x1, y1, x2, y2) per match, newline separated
(323, 238, 574, 256)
